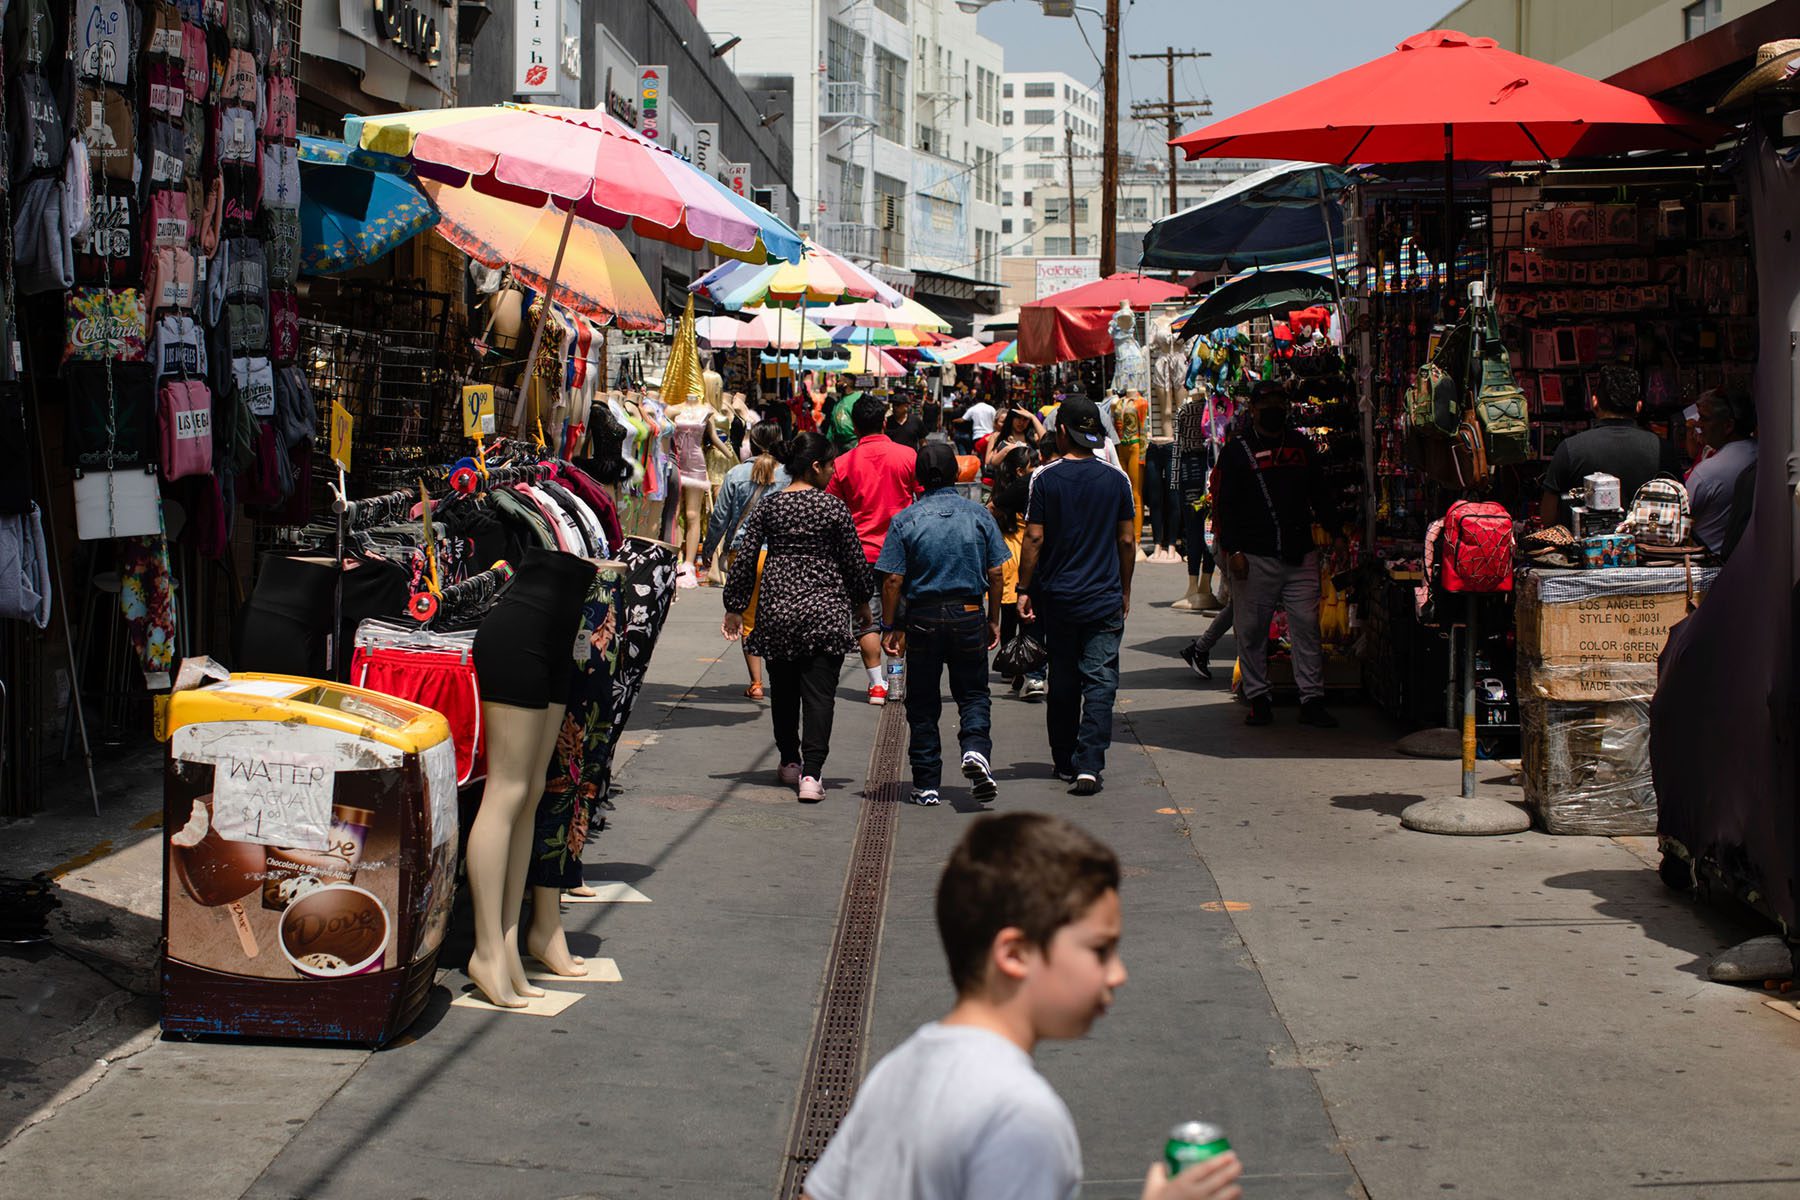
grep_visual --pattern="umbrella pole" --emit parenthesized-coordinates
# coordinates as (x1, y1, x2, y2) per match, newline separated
(1441, 122, 1455, 318)
(515, 201, 578, 436)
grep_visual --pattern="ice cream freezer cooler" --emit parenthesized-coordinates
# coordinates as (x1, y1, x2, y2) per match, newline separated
(160, 673, 458, 1045)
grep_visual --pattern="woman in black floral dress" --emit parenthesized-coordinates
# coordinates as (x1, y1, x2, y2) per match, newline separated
(723, 433, 874, 801)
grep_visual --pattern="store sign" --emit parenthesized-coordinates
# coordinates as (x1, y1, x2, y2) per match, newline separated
(1035, 256, 1100, 299)
(638, 65, 666, 142)
(369, 0, 441, 66)
(514, 0, 557, 95)
(692, 123, 718, 173)
(722, 162, 749, 196)
(604, 71, 638, 126)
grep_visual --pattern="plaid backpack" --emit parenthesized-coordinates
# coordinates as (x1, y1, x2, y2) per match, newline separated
(1622, 477, 1691, 547)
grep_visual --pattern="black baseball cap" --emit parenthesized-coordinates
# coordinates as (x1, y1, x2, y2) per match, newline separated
(1057, 395, 1107, 448)
(916, 441, 959, 489)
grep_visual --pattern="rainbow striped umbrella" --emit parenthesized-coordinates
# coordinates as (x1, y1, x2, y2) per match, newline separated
(690, 239, 904, 309)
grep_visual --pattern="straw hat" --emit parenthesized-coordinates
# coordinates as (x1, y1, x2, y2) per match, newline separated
(1716, 39, 1800, 111)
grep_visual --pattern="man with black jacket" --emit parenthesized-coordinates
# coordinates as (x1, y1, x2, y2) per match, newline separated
(1213, 380, 1341, 728)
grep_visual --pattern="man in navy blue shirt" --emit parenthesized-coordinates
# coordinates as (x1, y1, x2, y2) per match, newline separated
(878, 442, 1012, 806)
(1017, 395, 1136, 795)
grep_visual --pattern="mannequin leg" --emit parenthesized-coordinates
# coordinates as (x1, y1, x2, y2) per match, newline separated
(680, 482, 707, 564)
(1119, 441, 1144, 553)
(526, 883, 586, 975)
(466, 702, 561, 1006)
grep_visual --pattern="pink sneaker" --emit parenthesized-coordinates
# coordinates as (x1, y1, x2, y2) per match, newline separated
(867, 684, 887, 706)
(798, 776, 825, 802)
(777, 763, 801, 787)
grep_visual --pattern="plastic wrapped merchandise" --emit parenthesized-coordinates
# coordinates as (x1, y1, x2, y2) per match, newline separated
(1520, 696, 1656, 835)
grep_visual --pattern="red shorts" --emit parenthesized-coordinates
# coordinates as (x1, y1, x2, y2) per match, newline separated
(351, 646, 485, 784)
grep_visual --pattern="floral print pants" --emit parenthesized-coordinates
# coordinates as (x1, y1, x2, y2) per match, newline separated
(118, 535, 176, 690)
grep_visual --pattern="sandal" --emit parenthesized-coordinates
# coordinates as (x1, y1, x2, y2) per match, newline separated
(744, 684, 765, 699)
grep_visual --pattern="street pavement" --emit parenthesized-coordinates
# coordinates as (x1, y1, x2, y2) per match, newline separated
(3, 559, 1797, 1200)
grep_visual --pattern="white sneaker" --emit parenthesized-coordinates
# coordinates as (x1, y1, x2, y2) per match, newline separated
(1021, 678, 1047, 702)
(798, 776, 825, 802)
(908, 788, 941, 806)
(960, 752, 998, 801)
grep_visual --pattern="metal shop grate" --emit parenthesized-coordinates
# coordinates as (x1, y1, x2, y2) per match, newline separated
(777, 698, 908, 1197)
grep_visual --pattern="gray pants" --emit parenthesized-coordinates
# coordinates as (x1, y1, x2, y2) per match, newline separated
(1232, 551, 1323, 702)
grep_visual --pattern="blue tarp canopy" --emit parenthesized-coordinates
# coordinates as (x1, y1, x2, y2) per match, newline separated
(1139, 162, 1352, 273)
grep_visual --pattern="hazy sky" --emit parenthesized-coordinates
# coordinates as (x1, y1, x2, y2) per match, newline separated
(977, 0, 1453, 161)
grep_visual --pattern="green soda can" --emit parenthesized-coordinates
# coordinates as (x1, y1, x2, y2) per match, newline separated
(1165, 1120, 1232, 1177)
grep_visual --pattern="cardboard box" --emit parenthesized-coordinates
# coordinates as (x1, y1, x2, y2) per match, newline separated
(1521, 696, 1656, 835)
(1515, 567, 1712, 702)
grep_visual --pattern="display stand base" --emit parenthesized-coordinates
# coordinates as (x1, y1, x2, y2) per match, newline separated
(526, 958, 622, 983)
(1707, 935, 1795, 983)
(560, 882, 651, 904)
(1395, 728, 1463, 759)
(450, 987, 585, 1016)
(1400, 794, 1531, 836)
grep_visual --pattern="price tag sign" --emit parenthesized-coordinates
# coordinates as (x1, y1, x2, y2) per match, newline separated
(210, 748, 336, 849)
(329, 402, 353, 472)
(462, 384, 496, 438)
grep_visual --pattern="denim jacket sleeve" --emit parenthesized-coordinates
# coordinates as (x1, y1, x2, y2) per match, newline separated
(703, 474, 748, 562)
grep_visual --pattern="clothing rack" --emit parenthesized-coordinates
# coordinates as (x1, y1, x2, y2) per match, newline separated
(426, 562, 515, 626)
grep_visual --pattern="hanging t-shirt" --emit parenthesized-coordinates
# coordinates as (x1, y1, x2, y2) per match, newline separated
(151, 314, 207, 379)
(63, 288, 148, 362)
(73, 187, 140, 284)
(267, 290, 297, 364)
(233, 355, 274, 417)
(260, 141, 299, 211)
(146, 119, 186, 186)
(263, 208, 300, 287)
(213, 105, 257, 168)
(148, 246, 198, 311)
(147, 61, 185, 118)
(10, 71, 66, 183)
(74, 0, 140, 86)
(146, 0, 185, 58)
(76, 84, 138, 184)
(64, 360, 156, 469)
(149, 188, 189, 245)
(8, 0, 57, 69)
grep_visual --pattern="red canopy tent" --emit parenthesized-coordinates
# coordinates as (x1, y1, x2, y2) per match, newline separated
(1017, 273, 1189, 366)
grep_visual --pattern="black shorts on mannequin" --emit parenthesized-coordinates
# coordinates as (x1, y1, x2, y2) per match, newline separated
(236, 554, 338, 675)
(472, 546, 597, 708)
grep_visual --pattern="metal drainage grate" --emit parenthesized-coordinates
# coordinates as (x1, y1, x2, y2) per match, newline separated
(777, 698, 909, 1197)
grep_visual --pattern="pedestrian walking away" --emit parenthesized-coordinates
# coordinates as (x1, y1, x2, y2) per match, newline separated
(722, 433, 874, 802)
(1213, 380, 1343, 728)
(802, 813, 1244, 1200)
(1016, 394, 1136, 795)
(877, 441, 1011, 807)
(698, 421, 790, 699)
(826, 393, 920, 705)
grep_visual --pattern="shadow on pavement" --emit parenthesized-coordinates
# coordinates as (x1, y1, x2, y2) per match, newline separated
(1542, 868, 1770, 979)
(1328, 792, 1427, 818)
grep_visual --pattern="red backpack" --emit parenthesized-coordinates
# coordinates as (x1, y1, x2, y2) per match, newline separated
(1440, 500, 1515, 593)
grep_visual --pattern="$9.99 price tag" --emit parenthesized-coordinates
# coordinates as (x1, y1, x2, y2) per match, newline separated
(462, 384, 496, 439)
(329, 401, 353, 472)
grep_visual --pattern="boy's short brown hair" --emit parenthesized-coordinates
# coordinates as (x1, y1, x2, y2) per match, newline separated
(936, 813, 1121, 996)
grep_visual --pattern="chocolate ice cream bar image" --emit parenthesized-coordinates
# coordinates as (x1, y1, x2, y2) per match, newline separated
(170, 797, 265, 958)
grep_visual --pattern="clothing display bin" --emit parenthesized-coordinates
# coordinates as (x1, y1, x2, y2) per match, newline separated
(160, 674, 458, 1045)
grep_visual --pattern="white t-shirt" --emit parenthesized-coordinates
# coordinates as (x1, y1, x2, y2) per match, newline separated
(964, 401, 997, 439)
(806, 1023, 1081, 1200)
(1686, 437, 1756, 552)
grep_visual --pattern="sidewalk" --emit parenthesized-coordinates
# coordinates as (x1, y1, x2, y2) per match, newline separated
(3, 562, 1797, 1200)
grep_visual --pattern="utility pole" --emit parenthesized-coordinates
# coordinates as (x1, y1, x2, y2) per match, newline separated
(1064, 126, 1078, 255)
(1128, 47, 1212, 216)
(1100, 0, 1120, 276)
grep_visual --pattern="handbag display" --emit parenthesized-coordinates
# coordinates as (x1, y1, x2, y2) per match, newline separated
(1439, 500, 1515, 593)
(1475, 310, 1531, 465)
(1621, 477, 1692, 547)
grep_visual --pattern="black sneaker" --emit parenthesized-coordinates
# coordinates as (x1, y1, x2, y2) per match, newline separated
(1071, 772, 1102, 796)
(1245, 696, 1274, 726)
(1297, 698, 1339, 728)
(1053, 766, 1077, 783)
(1179, 642, 1213, 680)
(961, 752, 999, 801)
(907, 788, 941, 806)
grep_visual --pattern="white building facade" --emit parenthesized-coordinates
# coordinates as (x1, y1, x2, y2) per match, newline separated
(700, 0, 1006, 293)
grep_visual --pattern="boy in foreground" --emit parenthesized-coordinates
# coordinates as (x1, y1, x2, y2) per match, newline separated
(803, 813, 1244, 1200)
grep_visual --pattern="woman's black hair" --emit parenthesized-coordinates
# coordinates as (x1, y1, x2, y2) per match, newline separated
(784, 431, 836, 480)
(1002, 407, 1034, 437)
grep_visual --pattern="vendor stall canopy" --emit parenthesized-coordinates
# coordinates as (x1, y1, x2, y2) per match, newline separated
(1170, 30, 1728, 165)
(1140, 162, 1351, 273)
(345, 104, 804, 265)
(1175, 269, 1340, 333)
(1017, 273, 1189, 366)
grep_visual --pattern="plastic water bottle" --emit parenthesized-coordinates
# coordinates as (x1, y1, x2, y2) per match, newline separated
(884, 659, 905, 702)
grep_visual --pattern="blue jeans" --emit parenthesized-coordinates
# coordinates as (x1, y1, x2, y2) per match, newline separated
(1042, 610, 1123, 776)
(903, 601, 993, 790)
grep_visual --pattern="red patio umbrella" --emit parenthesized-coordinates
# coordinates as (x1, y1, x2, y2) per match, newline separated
(1018, 273, 1189, 365)
(1171, 30, 1727, 165)
(1171, 30, 1729, 305)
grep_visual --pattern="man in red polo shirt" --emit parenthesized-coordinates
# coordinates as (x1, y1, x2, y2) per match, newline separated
(829, 393, 918, 704)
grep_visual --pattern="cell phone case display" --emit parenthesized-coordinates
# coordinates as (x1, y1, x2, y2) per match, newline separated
(161, 674, 457, 1045)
